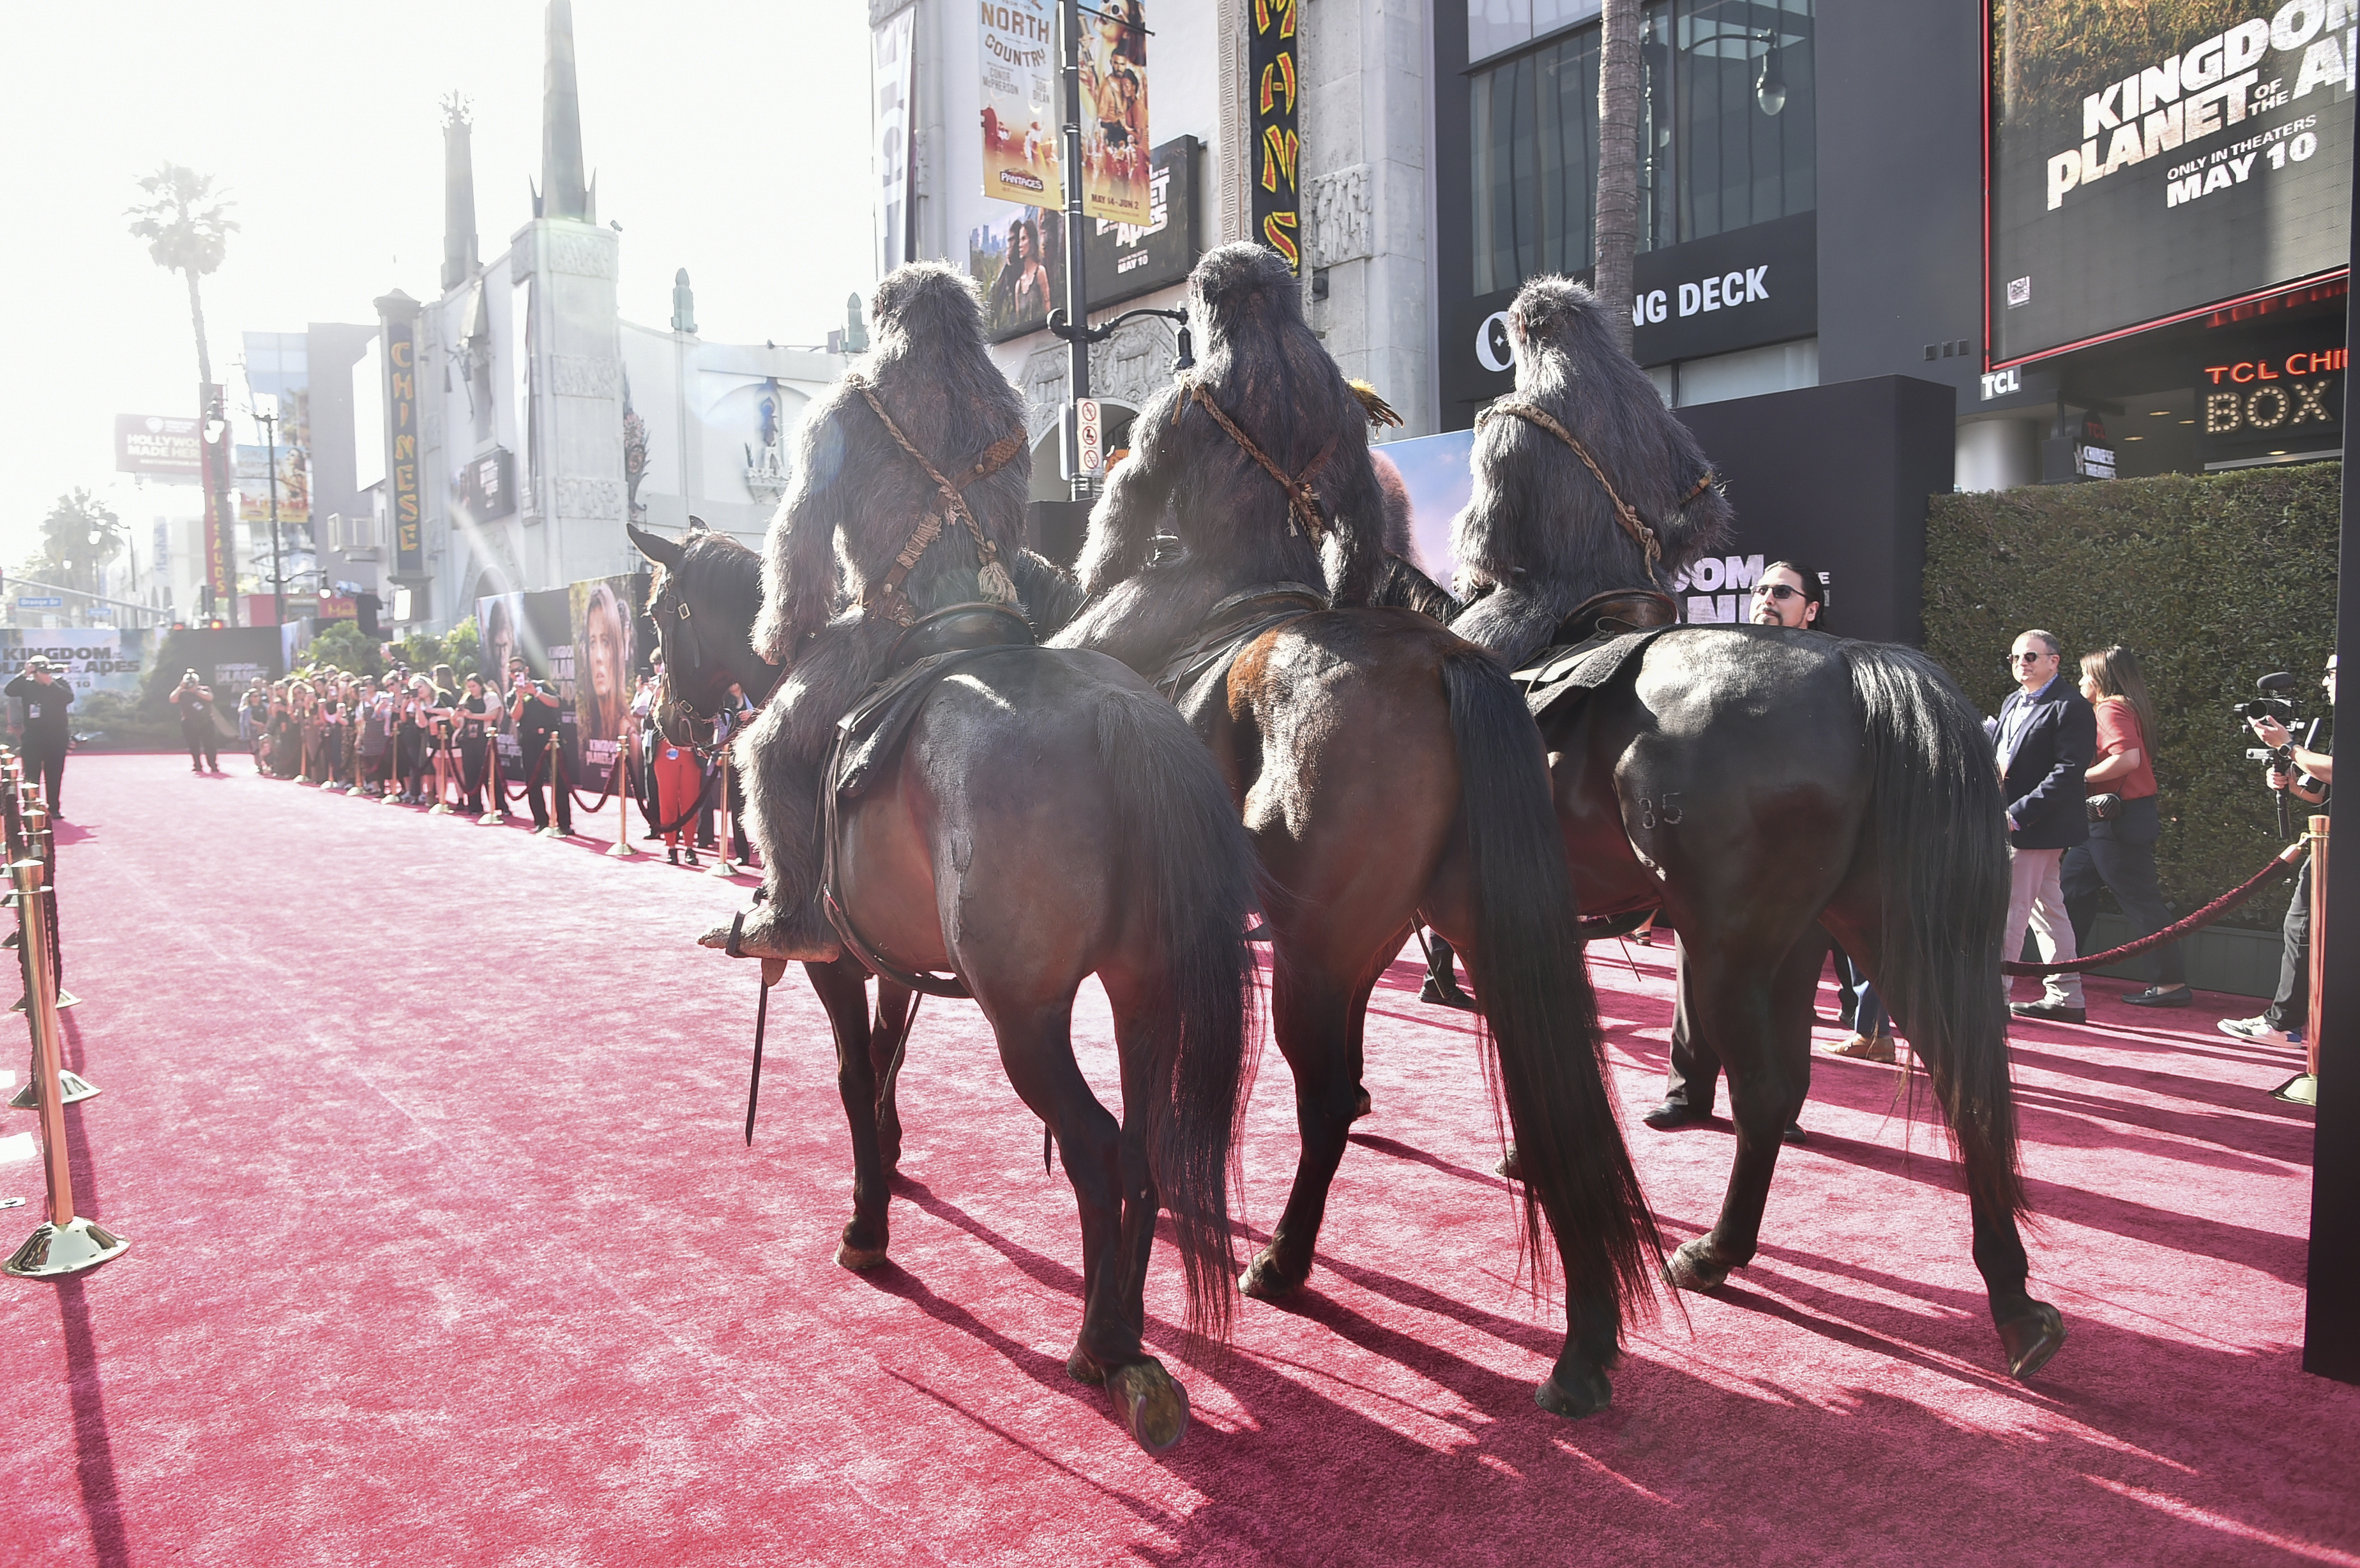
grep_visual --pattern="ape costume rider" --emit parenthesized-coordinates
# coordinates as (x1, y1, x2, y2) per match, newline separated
(707, 264, 1033, 965)
(1049, 243, 1391, 675)
(1449, 276, 1733, 668)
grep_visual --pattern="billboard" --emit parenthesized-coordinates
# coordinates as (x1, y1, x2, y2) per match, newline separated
(873, 6, 918, 276)
(1990, 0, 2357, 366)
(0, 632, 148, 713)
(981, 0, 1063, 207)
(968, 136, 1200, 343)
(237, 441, 312, 524)
(486, 589, 575, 777)
(568, 573, 646, 782)
(116, 414, 204, 480)
(1080, 0, 1151, 224)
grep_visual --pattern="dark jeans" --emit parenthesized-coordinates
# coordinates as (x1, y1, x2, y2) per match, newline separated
(20, 734, 65, 815)
(521, 735, 572, 833)
(2267, 857, 2312, 1032)
(2060, 794, 2186, 988)
(183, 725, 218, 769)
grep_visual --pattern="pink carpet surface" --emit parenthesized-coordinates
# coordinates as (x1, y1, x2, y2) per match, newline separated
(3, 753, 2354, 1566)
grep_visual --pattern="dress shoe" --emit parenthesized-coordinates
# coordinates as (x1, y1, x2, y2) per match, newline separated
(1642, 1100, 1712, 1131)
(1822, 1032, 1896, 1064)
(2009, 1000, 2087, 1025)
(2121, 985, 2192, 1008)
(1419, 975, 1478, 1011)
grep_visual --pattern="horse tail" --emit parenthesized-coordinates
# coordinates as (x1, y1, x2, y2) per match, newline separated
(1843, 642, 2025, 1221)
(1096, 686, 1260, 1351)
(1440, 649, 1661, 1341)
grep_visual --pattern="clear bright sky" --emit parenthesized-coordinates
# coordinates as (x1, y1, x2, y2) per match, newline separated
(0, 1, 875, 571)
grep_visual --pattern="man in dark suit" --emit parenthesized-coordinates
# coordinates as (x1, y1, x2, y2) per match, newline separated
(1995, 629, 2094, 1023)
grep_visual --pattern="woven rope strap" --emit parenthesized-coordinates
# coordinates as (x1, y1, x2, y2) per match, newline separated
(1479, 398, 1666, 569)
(846, 375, 1020, 622)
(1179, 377, 1337, 542)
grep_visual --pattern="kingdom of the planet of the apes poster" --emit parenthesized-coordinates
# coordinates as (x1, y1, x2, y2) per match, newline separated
(1990, 0, 2356, 363)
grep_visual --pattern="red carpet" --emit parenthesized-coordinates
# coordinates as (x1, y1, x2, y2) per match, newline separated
(4, 753, 2355, 1565)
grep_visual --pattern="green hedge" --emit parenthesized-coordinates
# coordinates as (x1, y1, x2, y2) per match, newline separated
(1923, 462, 2341, 926)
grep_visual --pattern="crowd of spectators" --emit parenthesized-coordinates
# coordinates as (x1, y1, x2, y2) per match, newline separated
(211, 657, 759, 867)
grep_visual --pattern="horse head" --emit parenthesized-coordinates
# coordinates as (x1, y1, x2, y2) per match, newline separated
(632, 522, 772, 743)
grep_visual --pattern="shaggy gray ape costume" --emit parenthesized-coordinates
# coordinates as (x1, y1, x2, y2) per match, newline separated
(711, 263, 1032, 963)
(1449, 276, 1734, 668)
(1049, 243, 1388, 673)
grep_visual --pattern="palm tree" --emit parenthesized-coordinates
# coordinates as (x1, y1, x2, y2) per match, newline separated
(128, 163, 238, 391)
(128, 163, 238, 619)
(1594, 0, 1641, 357)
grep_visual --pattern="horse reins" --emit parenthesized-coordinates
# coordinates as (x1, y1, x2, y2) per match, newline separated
(1478, 398, 1716, 573)
(845, 373, 1024, 625)
(1178, 375, 1338, 542)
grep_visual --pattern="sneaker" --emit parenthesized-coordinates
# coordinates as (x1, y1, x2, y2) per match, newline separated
(2218, 1014, 2296, 1046)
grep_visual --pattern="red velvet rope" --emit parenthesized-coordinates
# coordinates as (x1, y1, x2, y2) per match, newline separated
(2000, 844, 2306, 976)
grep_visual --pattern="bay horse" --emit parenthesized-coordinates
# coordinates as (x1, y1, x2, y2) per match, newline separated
(1377, 276, 2064, 1382)
(633, 524, 1260, 1452)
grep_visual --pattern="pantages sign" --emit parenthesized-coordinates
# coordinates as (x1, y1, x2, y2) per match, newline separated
(1443, 212, 1818, 411)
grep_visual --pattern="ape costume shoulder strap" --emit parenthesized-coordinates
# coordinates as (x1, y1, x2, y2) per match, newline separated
(843, 373, 1024, 626)
(1177, 376, 1338, 542)
(1478, 398, 1716, 574)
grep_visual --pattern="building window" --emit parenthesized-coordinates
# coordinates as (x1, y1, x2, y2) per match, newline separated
(1469, 0, 1813, 294)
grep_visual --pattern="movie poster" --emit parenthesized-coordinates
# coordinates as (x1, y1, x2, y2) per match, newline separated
(981, 0, 1063, 207)
(1991, 0, 2356, 365)
(971, 204, 1068, 342)
(495, 589, 574, 778)
(236, 440, 312, 524)
(1080, 0, 1151, 224)
(567, 573, 644, 783)
(476, 592, 527, 771)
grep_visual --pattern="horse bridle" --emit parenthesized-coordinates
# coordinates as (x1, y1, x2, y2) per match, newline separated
(646, 572, 785, 750)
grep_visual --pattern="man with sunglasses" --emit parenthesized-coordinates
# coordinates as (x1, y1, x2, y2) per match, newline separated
(1644, 562, 1829, 1143)
(1995, 630, 2094, 1023)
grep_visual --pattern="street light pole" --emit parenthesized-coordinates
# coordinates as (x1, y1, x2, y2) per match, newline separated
(255, 405, 285, 627)
(1058, 0, 1092, 501)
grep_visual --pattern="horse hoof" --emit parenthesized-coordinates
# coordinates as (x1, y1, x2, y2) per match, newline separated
(1066, 1346, 1107, 1386)
(1352, 1087, 1373, 1120)
(1665, 1237, 1733, 1292)
(1108, 1359, 1189, 1454)
(1534, 1367, 1613, 1419)
(835, 1239, 889, 1271)
(1495, 1144, 1523, 1181)
(1239, 1249, 1303, 1301)
(1999, 1300, 2068, 1380)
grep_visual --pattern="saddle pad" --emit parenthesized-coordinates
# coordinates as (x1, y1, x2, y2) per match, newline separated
(1153, 581, 1329, 712)
(833, 645, 1029, 802)
(1515, 626, 1671, 722)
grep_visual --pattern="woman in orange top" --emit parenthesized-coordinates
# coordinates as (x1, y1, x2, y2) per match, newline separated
(2062, 645, 2189, 1006)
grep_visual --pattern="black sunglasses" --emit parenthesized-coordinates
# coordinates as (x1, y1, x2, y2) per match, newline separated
(2006, 651, 2054, 665)
(1750, 582, 1805, 602)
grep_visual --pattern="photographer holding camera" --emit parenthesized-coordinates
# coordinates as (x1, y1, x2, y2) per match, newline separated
(2222, 654, 2334, 1048)
(508, 656, 572, 836)
(6, 655, 73, 814)
(169, 669, 223, 774)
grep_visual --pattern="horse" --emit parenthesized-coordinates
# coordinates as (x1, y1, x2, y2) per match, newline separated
(632, 523, 1262, 1453)
(1379, 277, 2066, 1383)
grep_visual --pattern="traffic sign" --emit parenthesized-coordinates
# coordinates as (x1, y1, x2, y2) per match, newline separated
(1075, 398, 1104, 476)
(15, 596, 62, 609)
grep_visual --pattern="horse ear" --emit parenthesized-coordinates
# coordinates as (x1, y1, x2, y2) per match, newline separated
(627, 522, 683, 568)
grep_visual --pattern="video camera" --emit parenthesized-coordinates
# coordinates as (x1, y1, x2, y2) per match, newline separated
(2239, 671, 2307, 836)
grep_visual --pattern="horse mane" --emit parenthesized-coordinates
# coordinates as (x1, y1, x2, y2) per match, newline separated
(1455, 275, 1734, 605)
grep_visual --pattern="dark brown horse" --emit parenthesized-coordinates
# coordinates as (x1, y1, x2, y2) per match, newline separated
(635, 525, 1260, 1452)
(1382, 275, 2064, 1383)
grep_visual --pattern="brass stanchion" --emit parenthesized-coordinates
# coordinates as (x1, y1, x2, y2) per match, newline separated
(606, 727, 640, 858)
(4, 809, 126, 1278)
(478, 735, 506, 827)
(2278, 815, 2329, 1106)
(537, 731, 564, 836)
(708, 747, 741, 877)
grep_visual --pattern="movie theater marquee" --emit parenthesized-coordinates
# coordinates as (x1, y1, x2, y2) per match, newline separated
(1990, 0, 2357, 366)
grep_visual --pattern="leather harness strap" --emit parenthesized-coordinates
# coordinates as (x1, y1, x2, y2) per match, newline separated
(845, 373, 1025, 625)
(1479, 397, 1716, 574)
(1179, 376, 1338, 542)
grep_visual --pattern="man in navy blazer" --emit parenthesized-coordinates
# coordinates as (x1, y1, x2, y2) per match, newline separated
(1994, 629, 2095, 1023)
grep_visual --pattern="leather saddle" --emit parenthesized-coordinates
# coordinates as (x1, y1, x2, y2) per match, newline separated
(1514, 589, 1680, 723)
(1153, 581, 1330, 710)
(819, 602, 1038, 999)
